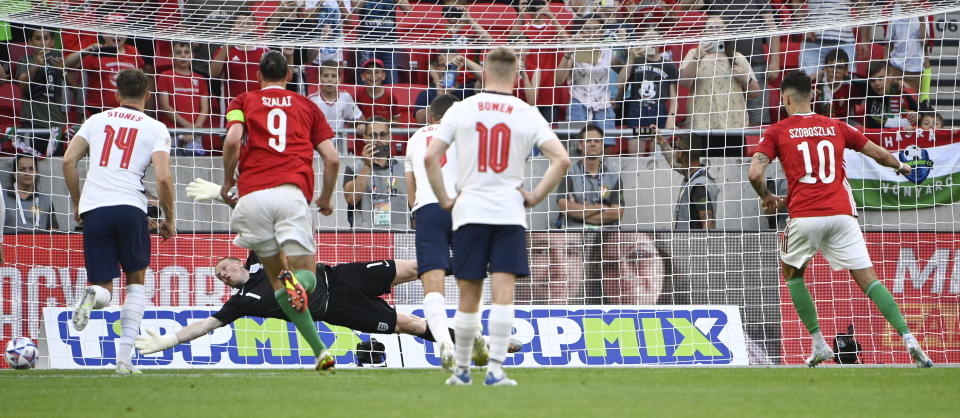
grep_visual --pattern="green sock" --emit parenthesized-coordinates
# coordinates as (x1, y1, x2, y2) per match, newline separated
(274, 289, 327, 356)
(294, 270, 316, 293)
(865, 281, 910, 336)
(787, 277, 820, 334)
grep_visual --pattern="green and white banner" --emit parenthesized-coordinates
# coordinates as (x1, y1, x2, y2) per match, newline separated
(846, 142, 960, 209)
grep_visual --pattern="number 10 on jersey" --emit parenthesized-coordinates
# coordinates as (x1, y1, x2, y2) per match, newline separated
(476, 122, 511, 173)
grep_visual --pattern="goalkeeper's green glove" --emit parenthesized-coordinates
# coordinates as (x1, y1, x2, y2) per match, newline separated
(186, 178, 224, 203)
(134, 328, 178, 355)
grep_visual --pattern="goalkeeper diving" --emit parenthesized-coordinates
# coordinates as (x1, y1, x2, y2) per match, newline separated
(139, 179, 517, 363)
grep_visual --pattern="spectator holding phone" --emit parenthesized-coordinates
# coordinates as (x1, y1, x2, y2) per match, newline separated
(16, 27, 67, 137)
(342, 116, 409, 229)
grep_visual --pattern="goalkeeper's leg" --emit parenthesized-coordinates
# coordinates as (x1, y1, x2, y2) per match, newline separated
(851, 268, 933, 368)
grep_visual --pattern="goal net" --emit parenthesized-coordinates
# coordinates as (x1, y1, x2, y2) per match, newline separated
(0, 0, 958, 368)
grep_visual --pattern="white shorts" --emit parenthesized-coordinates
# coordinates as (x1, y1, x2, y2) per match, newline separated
(780, 215, 872, 271)
(230, 184, 316, 257)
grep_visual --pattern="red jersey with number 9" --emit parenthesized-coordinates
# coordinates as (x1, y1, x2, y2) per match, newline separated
(754, 112, 869, 218)
(226, 86, 335, 201)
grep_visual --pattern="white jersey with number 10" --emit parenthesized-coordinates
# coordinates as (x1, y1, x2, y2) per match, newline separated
(434, 92, 557, 229)
(75, 106, 172, 214)
(405, 124, 458, 213)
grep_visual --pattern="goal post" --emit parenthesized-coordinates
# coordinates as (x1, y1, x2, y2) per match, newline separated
(1, 0, 959, 368)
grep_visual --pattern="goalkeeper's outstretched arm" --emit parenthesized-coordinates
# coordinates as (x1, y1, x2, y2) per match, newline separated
(135, 317, 225, 354)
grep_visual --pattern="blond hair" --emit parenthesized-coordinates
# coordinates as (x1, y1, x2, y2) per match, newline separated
(484, 47, 518, 82)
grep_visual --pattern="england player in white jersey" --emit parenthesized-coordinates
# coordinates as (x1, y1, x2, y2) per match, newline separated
(425, 47, 571, 386)
(405, 94, 489, 371)
(63, 69, 176, 374)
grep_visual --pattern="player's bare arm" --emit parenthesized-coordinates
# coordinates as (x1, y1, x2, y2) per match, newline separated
(220, 123, 244, 206)
(62, 135, 90, 224)
(342, 143, 374, 206)
(425, 138, 454, 210)
(522, 138, 571, 208)
(748, 152, 784, 214)
(152, 151, 177, 241)
(860, 141, 913, 176)
(314, 140, 340, 216)
(405, 171, 417, 210)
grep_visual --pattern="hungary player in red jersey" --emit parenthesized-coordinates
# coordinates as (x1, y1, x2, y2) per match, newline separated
(220, 50, 341, 370)
(748, 70, 932, 368)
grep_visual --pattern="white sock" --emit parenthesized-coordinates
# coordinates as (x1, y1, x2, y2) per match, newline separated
(902, 333, 916, 343)
(91, 285, 112, 309)
(117, 284, 147, 363)
(423, 292, 453, 347)
(453, 310, 480, 372)
(812, 331, 828, 348)
(486, 304, 514, 376)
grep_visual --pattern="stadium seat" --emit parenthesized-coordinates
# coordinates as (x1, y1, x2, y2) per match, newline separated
(0, 82, 21, 154)
(6, 42, 29, 76)
(153, 39, 174, 74)
(467, 3, 519, 41)
(398, 3, 444, 43)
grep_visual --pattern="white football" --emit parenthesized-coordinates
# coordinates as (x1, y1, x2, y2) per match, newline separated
(902, 145, 923, 161)
(5, 337, 38, 370)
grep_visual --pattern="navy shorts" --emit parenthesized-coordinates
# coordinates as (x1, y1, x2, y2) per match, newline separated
(81, 205, 150, 284)
(452, 224, 529, 280)
(414, 203, 453, 276)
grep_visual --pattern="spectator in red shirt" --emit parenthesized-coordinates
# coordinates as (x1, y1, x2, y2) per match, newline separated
(209, 10, 271, 100)
(64, 16, 145, 115)
(156, 41, 211, 156)
(356, 59, 400, 123)
(513, 0, 570, 122)
(814, 48, 860, 121)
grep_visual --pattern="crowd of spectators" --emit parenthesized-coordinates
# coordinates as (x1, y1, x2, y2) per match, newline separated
(0, 0, 950, 233)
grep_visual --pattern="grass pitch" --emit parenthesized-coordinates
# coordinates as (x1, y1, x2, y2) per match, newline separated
(2, 367, 957, 417)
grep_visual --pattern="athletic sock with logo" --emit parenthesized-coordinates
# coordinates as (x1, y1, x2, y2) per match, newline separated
(787, 277, 821, 334)
(274, 288, 327, 356)
(117, 284, 147, 363)
(864, 280, 910, 336)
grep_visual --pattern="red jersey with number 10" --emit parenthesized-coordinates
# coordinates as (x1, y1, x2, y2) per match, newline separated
(754, 112, 869, 218)
(226, 86, 334, 201)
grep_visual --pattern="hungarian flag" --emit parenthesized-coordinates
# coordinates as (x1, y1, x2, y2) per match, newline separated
(846, 129, 960, 209)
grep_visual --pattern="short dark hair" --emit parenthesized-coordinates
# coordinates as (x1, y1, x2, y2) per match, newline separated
(780, 70, 812, 97)
(869, 60, 888, 77)
(429, 94, 459, 121)
(319, 60, 339, 71)
(259, 50, 289, 82)
(824, 48, 849, 65)
(172, 40, 191, 49)
(116, 69, 149, 99)
(578, 124, 605, 139)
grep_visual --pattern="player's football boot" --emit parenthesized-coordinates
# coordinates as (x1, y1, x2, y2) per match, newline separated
(804, 343, 833, 367)
(439, 341, 456, 372)
(472, 334, 489, 367)
(905, 335, 934, 368)
(72, 287, 97, 331)
(484, 371, 517, 386)
(507, 337, 522, 354)
(278, 270, 309, 313)
(115, 361, 143, 375)
(315, 350, 335, 371)
(445, 368, 472, 385)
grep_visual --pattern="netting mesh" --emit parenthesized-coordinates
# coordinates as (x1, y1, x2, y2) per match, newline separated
(0, 0, 958, 368)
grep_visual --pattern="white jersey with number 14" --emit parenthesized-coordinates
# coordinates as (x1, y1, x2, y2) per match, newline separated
(75, 106, 172, 214)
(404, 124, 458, 213)
(434, 91, 557, 229)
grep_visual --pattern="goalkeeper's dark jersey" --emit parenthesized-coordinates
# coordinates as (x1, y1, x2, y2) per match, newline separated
(211, 253, 330, 325)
